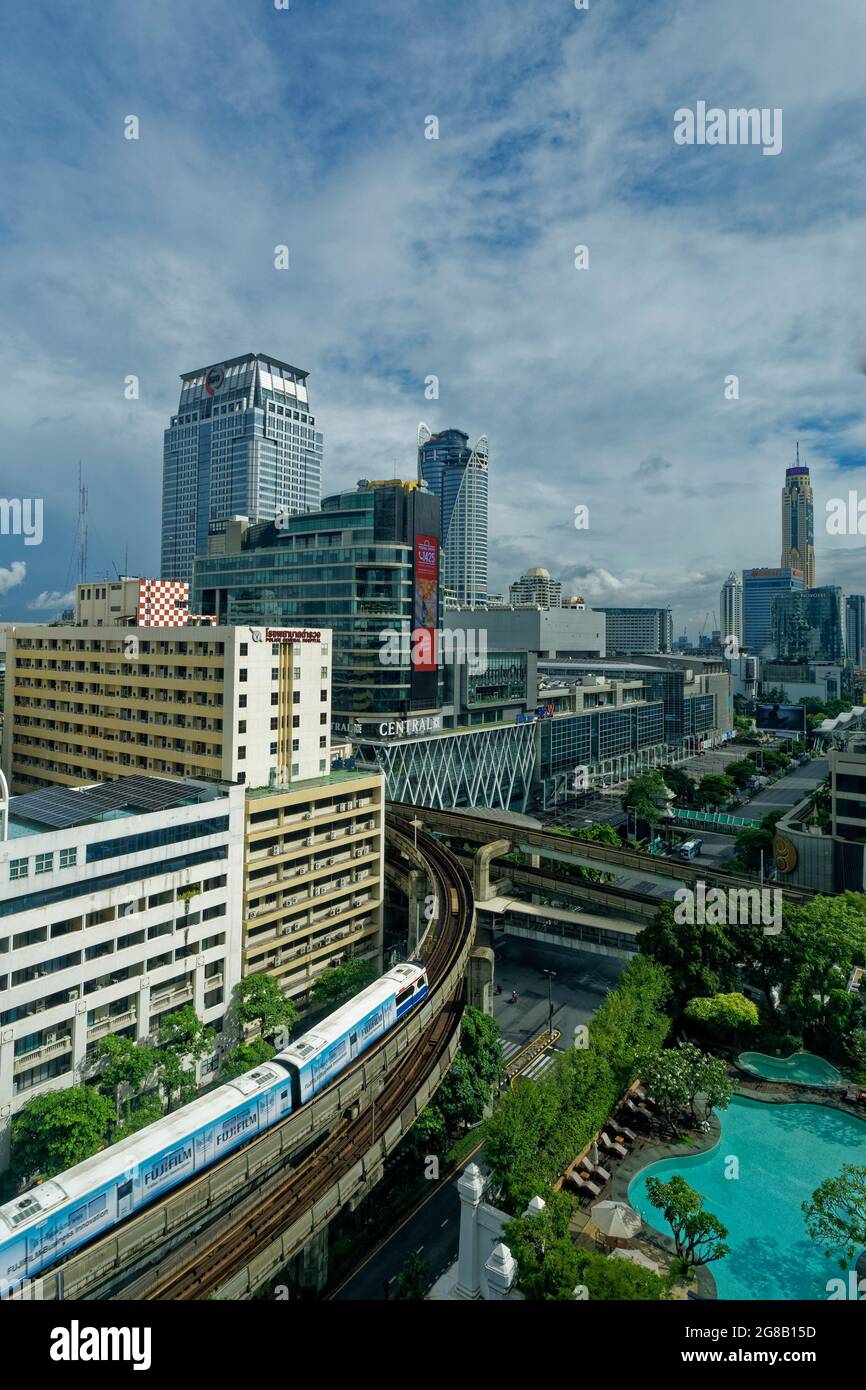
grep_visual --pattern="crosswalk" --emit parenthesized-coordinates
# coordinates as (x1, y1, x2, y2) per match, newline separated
(500, 1037, 558, 1084)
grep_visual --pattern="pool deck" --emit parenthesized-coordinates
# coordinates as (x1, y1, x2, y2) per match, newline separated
(614, 1064, 866, 1300)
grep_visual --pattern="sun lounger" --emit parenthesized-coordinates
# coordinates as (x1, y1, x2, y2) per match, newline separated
(590, 1164, 611, 1183)
(600, 1131, 628, 1158)
(614, 1124, 638, 1143)
(577, 1174, 602, 1198)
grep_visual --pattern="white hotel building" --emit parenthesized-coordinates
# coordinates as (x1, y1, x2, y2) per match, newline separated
(0, 777, 245, 1167)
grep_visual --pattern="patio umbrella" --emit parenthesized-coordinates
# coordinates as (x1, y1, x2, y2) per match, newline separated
(611, 1247, 661, 1274)
(590, 1140, 599, 1166)
(590, 1200, 642, 1242)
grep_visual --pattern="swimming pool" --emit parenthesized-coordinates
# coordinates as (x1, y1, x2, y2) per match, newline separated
(738, 1050, 842, 1087)
(628, 1096, 866, 1300)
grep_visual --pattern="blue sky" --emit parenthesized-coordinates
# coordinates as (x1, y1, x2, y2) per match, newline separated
(2, 0, 866, 633)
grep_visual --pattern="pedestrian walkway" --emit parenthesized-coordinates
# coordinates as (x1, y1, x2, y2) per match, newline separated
(500, 1036, 557, 1084)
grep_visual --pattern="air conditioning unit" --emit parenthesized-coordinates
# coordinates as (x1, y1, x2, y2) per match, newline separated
(44, 1031, 58, 1045)
(328, 831, 337, 841)
(303, 812, 312, 820)
(305, 836, 314, 846)
(271, 846, 282, 857)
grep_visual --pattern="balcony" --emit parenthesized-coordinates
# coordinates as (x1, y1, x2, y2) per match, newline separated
(86, 1007, 138, 1042)
(150, 981, 194, 1012)
(13, 1036, 74, 1074)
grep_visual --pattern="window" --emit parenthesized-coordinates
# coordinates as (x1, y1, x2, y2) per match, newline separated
(59, 847, 77, 869)
(239, 668, 247, 682)
(293, 666, 301, 679)
(293, 715, 300, 728)
(239, 694, 247, 708)
(239, 642, 248, 656)
(293, 691, 301, 705)
(319, 760, 326, 772)
(35, 853, 54, 875)
(321, 667, 328, 679)
(320, 713, 327, 725)
(320, 736, 327, 748)
(320, 690, 328, 702)
(270, 742, 278, 755)
(270, 718, 278, 730)
(10, 858, 28, 881)
(292, 763, 299, 777)
(237, 746, 246, 760)
(238, 720, 247, 734)
(271, 692, 279, 706)
(272, 668, 279, 680)
(292, 738, 299, 751)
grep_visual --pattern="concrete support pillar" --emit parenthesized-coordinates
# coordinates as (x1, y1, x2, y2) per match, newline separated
(485, 1243, 517, 1300)
(454, 1162, 486, 1300)
(136, 979, 151, 1043)
(293, 1226, 329, 1294)
(467, 947, 494, 1015)
(406, 869, 427, 956)
(71, 1001, 88, 1080)
(473, 839, 511, 902)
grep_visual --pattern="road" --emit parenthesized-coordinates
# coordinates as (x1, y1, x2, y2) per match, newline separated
(331, 940, 623, 1300)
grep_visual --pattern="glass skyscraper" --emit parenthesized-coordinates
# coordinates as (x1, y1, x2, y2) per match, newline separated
(846, 594, 866, 667)
(781, 448, 815, 589)
(742, 567, 804, 655)
(417, 426, 488, 607)
(161, 353, 323, 584)
(773, 585, 845, 663)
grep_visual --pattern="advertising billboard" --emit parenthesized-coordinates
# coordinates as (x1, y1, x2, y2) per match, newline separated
(755, 703, 807, 735)
(413, 533, 439, 675)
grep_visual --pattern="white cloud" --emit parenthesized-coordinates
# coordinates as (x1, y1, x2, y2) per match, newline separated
(27, 589, 74, 611)
(0, 561, 26, 595)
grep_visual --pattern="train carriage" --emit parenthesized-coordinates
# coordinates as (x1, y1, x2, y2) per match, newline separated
(277, 962, 428, 1106)
(0, 1061, 292, 1291)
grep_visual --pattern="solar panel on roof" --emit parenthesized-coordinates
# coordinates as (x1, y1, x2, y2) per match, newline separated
(8, 776, 205, 829)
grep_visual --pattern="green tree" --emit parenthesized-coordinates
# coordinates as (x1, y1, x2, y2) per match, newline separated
(95, 1034, 154, 1124)
(802, 1165, 866, 1268)
(684, 992, 759, 1040)
(221, 1037, 276, 1079)
(311, 958, 377, 1011)
(697, 773, 736, 809)
(776, 893, 866, 1037)
(637, 1042, 731, 1136)
(459, 1005, 503, 1092)
(10, 1087, 117, 1184)
(725, 758, 758, 789)
(763, 686, 789, 703)
(660, 765, 695, 805)
(622, 770, 671, 828)
(730, 811, 783, 875)
(393, 1249, 431, 1299)
(155, 1006, 215, 1111)
(645, 1175, 730, 1277)
(640, 900, 739, 1003)
(233, 973, 298, 1043)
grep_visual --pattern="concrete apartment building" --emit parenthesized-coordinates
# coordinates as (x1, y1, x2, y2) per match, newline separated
(0, 777, 244, 1165)
(75, 577, 215, 628)
(1, 617, 386, 1018)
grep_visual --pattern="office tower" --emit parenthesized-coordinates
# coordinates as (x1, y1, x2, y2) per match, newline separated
(417, 426, 488, 607)
(508, 567, 563, 608)
(194, 479, 443, 739)
(0, 777, 245, 1161)
(772, 585, 845, 663)
(594, 607, 673, 654)
(161, 353, 323, 585)
(720, 571, 743, 648)
(781, 446, 816, 588)
(742, 568, 804, 656)
(846, 594, 866, 667)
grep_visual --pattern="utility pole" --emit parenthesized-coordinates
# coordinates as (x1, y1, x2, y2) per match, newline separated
(543, 969, 556, 1037)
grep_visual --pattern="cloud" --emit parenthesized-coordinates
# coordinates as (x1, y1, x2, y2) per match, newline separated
(0, 561, 26, 595)
(27, 589, 75, 611)
(633, 455, 673, 483)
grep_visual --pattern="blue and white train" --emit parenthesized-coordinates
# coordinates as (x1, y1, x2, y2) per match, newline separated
(0, 962, 428, 1292)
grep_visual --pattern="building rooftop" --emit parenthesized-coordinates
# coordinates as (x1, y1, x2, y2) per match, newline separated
(6, 776, 227, 841)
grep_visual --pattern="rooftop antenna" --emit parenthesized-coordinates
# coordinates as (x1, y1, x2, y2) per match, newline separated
(77, 461, 88, 583)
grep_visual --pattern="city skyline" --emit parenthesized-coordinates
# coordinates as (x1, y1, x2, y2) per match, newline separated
(3, 2, 866, 635)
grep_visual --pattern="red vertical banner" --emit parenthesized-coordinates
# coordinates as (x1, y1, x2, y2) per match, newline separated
(413, 533, 439, 672)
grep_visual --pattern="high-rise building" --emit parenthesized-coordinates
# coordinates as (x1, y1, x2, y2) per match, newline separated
(161, 354, 323, 585)
(417, 426, 488, 607)
(508, 568, 563, 608)
(845, 594, 866, 667)
(742, 567, 804, 656)
(720, 571, 743, 649)
(0, 776, 245, 1163)
(594, 607, 673, 654)
(772, 585, 845, 663)
(781, 447, 816, 589)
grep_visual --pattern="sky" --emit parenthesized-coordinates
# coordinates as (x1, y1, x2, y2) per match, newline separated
(1, 0, 866, 636)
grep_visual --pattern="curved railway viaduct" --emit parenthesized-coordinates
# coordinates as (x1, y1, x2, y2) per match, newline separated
(28, 815, 476, 1302)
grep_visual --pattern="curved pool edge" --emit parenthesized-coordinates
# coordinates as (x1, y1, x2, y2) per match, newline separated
(609, 1113, 722, 1300)
(620, 1090, 866, 1302)
(736, 1049, 843, 1087)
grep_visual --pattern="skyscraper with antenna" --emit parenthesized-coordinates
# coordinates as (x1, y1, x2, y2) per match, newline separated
(781, 442, 815, 589)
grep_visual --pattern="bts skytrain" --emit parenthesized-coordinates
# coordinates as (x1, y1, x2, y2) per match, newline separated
(0, 962, 428, 1292)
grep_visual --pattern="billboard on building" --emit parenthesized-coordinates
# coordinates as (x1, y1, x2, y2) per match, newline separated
(755, 703, 807, 734)
(413, 533, 439, 675)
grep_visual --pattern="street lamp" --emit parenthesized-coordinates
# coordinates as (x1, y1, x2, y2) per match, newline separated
(542, 969, 556, 1038)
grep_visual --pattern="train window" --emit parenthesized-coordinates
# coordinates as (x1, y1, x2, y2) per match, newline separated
(88, 1193, 107, 1217)
(396, 986, 413, 1005)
